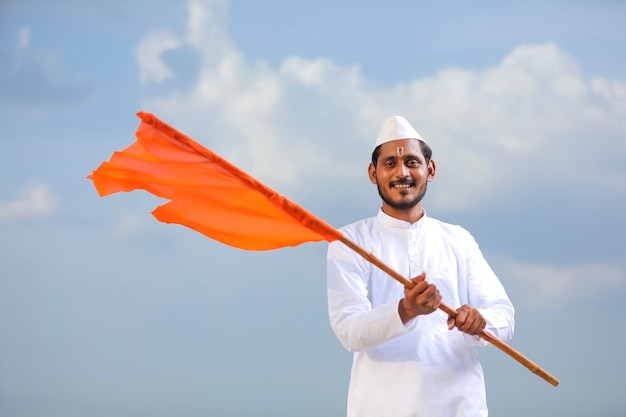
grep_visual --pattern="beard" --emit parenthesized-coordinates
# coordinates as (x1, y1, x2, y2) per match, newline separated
(376, 180, 428, 210)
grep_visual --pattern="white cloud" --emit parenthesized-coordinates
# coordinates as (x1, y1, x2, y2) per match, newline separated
(111, 214, 149, 238)
(280, 56, 341, 86)
(16, 26, 30, 49)
(137, 0, 626, 211)
(136, 30, 181, 83)
(0, 184, 58, 222)
(1, 26, 95, 112)
(10, 26, 31, 74)
(498, 257, 625, 307)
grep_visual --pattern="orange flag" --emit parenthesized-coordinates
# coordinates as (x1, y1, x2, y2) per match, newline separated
(88, 112, 343, 250)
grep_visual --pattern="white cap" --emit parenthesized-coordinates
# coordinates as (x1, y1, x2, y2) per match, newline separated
(374, 115, 426, 148)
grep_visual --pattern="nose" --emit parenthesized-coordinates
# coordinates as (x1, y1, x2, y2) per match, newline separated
(394, 163, 409, 178)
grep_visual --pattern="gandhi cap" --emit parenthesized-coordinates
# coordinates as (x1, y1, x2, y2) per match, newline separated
(374, 115, 426, 149)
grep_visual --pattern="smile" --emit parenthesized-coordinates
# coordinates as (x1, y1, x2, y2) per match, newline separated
(392, 183, 413, 189)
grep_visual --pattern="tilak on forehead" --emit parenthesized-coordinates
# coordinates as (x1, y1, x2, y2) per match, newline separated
(374, 115, 427, 150)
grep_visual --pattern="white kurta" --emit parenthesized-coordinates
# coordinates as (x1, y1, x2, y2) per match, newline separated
(327, 210, 514, 417)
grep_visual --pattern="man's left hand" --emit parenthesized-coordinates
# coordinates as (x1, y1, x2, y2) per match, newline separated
(447, 305, 486, 336)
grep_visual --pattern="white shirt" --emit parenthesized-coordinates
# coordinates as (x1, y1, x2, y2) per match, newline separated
(327, 209, 514, 417)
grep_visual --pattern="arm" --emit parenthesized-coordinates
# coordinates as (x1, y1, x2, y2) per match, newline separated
(327, 239, 428, 352)
(455, 233, 515, 345)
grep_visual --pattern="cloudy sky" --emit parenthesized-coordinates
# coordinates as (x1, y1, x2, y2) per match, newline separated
(1, 0, 625, 416)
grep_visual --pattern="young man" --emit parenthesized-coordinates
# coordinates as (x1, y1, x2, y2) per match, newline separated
(326, 116, 515, 417)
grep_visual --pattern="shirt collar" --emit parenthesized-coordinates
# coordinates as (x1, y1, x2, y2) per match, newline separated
(376, 208, 428, 229)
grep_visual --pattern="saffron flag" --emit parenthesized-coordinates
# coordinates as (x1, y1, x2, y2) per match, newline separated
(88, 112, 343, 250)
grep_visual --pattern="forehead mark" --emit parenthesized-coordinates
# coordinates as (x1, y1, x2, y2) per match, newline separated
(396, 147, 404, 156)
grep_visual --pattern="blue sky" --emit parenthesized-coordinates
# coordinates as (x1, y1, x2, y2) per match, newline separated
(1, 0, 625, 416)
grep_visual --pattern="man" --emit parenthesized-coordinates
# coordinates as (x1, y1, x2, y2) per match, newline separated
(326, 115, 515, 417)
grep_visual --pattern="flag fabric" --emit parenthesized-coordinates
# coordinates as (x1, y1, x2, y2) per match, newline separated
(88, 112, 343, 250)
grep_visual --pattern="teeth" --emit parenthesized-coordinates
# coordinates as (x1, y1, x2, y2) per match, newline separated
(394, 184, 412, 188)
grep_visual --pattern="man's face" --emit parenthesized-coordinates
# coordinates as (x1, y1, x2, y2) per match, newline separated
(368, 139, 434, 211)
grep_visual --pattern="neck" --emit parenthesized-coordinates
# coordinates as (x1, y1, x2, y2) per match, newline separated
(381, 202, 425, 224)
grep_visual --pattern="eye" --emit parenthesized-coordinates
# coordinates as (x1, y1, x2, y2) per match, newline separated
(384, 160, 395, 168)
(406, 159, 419, 168)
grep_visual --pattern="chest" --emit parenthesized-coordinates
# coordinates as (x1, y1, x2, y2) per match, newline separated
(365, 228, 468, 307)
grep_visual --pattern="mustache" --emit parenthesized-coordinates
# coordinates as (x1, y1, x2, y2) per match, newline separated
(390, 180, 415, 186)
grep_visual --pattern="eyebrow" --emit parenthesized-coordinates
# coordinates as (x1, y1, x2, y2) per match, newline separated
(380, 152, 423, 160)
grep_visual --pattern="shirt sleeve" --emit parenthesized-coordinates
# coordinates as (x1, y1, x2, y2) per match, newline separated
(462, 231, 515, 346)
(326, 239, 418, 352)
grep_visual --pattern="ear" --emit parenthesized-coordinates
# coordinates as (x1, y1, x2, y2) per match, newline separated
(368, 162, 377, 184)
(427, 159, 436, 182)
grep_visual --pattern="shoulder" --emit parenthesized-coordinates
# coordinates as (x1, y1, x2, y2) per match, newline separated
(339, 216, 377, 234)
(327, 216, 377, 256)
(332, 216, 378, 247)
(424, 216, 475, 242)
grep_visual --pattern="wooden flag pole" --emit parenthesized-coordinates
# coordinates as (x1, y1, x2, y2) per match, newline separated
(93, 112, 558, 387)
(339, 236, 560, 387)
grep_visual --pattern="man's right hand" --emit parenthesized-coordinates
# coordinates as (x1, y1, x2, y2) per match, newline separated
(398, 271, 441, 324)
